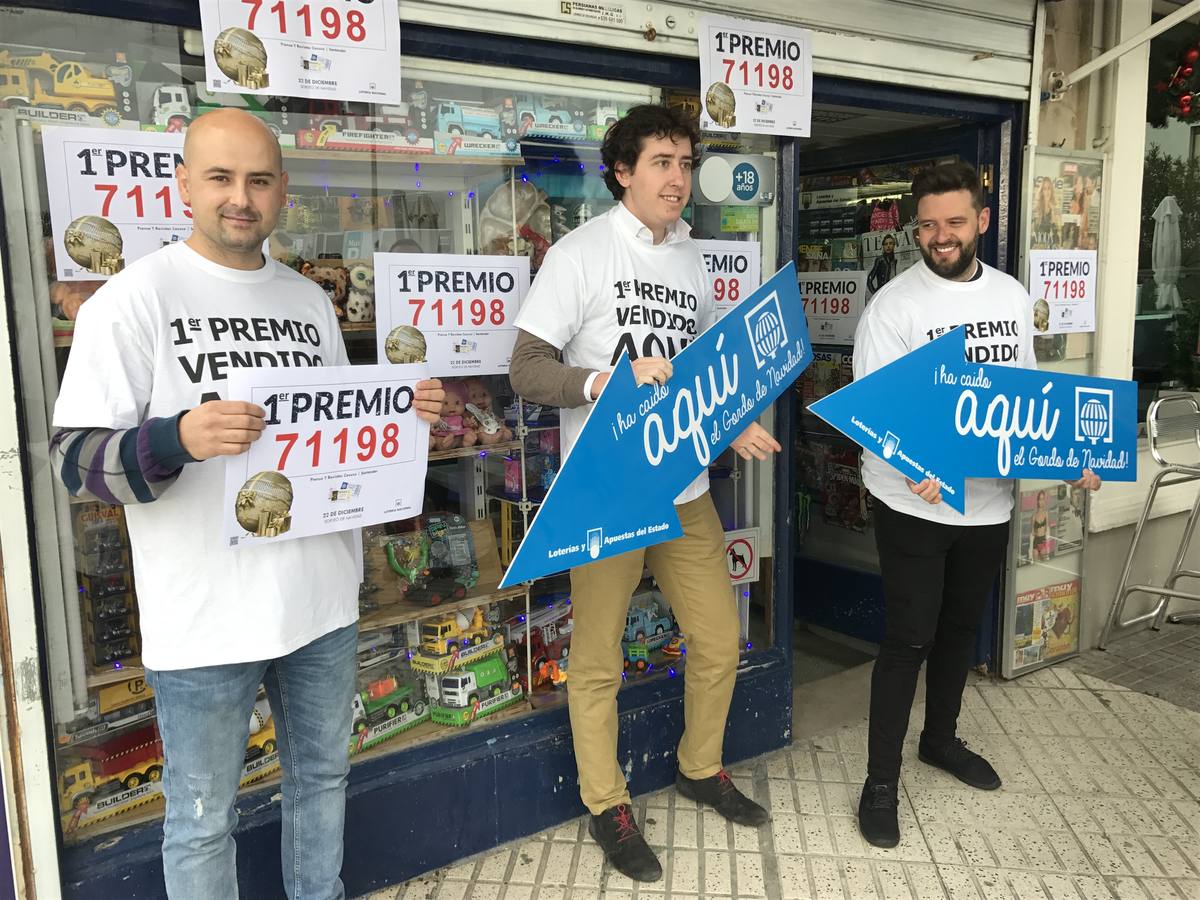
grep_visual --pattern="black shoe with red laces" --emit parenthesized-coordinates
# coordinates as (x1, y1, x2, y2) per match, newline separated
(588, 804, 662, 882)
(675, 769, 770, 827)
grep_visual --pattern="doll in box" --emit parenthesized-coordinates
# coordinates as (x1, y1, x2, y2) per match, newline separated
(463, 378, 513, 445)
(430, 381, 477, 451)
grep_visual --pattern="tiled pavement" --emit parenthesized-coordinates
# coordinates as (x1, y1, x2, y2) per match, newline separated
(1072, 621, 1200, 714)
(358, 666, 1200, 899)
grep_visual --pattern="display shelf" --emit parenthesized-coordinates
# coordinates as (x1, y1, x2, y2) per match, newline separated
(488, 489, 543, 507)
(359, 582, 526, 631)
(57, 705, 157, 749)
(341, 322, 376, 335)
(283, 149, 525, 169)
(349, 694, 534, 761)
(428, 440, 520, 463)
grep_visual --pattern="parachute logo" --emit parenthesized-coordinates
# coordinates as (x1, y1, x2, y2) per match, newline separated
(1074, 387, 1113, 445)
(744, 290, 788, 369)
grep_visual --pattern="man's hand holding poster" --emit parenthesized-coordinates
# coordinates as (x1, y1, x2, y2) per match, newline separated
(810, 328, 1137, 513)
(500, 263, 811, 587)
(223, 363, 430, 546)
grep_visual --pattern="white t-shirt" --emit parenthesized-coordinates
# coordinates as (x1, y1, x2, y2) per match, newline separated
(53, 242, 361, 670)
(853, 259, 1036, 526)
(515, 202, 717, 505)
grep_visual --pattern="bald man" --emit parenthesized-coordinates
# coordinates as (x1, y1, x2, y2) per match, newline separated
(50, 109, 443, 899)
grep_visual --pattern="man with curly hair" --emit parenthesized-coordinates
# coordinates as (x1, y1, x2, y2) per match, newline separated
(510, 104, 778, 882)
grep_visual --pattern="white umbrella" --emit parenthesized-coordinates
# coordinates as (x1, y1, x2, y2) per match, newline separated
(1152, 195, 1183, 310)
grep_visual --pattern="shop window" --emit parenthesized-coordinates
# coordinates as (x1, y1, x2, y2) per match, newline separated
(1138, 22, 1200, 417)
(0, 5, 779, 845)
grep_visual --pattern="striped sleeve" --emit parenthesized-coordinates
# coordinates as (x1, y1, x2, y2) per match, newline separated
(50, 413, 197, 505)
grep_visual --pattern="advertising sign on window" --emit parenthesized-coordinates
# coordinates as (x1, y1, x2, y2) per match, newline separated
(200, 0, 403, 104)
(698, 14, 812, 138)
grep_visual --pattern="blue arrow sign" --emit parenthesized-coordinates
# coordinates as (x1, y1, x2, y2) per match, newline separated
(500, 263, 812, 588)
(809, 326, 1137, 514)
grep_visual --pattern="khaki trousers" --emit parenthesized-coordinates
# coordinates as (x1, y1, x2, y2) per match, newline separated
(568, 493, 740, 815)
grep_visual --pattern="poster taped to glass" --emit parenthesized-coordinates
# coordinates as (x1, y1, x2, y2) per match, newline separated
(1029, 150, 1103, 253)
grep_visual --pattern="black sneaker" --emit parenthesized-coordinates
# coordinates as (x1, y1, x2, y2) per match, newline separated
(675, 770, 769, 827)
(588, 804, 662, 882)
(918, 735, 1001, 791)
(857, 777, 900, 848)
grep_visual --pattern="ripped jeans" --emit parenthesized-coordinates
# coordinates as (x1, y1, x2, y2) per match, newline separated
(146, 623, 357, 900)
(867, 502, 1009, 782)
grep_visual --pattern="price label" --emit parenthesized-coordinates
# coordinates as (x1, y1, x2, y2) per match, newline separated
(799, 271, 866, 346)
(201, 0, 402, 103)
(1028, 249, 1097, 335)
(376, 253, 530, 376)
(699, 14, 812, 138)
(697, 240, 761, 320)
(223, 363, 430, 547)
(43, 127, 193, 281)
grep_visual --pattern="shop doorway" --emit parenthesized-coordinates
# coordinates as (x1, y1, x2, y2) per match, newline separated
(790, 89, 1020, 694)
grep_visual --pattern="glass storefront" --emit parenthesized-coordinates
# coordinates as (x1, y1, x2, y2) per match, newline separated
(0, 4, 780, 854)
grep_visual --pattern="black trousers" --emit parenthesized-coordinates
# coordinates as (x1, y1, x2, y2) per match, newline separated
(867, 500, 1010, 781)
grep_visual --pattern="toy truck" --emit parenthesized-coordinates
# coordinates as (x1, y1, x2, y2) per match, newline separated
(0, 52, 117, 115)
(623, 642, 650, 673)
(351, 673, 420, 734)
(58, 725, 163, 814)
(513, 615, 573, 671)
(436, 655, 511, 708)
(149, 83, 286, 135)
(431, 655, 525, 725)
(435, 99, 502, 140)
(512, 92, 587, 137)
(419, 607, 493, 657)
(503, 595, 571, 644)
(63, 675, 155, 743)
(623, 601, 673, 643)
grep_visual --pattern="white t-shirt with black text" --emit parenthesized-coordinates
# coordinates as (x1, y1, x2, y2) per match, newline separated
(54, 242, 361, 670)
(853, 259, 1036, 526)
(515, 202, 717, 505)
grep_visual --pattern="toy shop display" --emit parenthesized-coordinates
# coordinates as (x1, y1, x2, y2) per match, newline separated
(507, 595, 573, 693)
(478, 179, 553, 268)
(72, 503, 142, 673)
(346, 263, 375, 323)
(620, 590, 680, 676)
(59, 699, 281, 834)
(17, 17, 690, 844)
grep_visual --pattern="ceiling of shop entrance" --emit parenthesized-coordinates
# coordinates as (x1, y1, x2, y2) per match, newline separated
(802, 103, 965, 152)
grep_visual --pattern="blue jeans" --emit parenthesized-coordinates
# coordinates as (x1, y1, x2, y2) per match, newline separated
(146, 623, 357, 900)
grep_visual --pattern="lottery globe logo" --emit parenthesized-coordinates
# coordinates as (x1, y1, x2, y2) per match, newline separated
(1074, 387, 1113, 446)
(235, 471, 293, 538)
(744, 290, 788, 369)
(64, 215, 124, 276)
(384, 325, 427, 364)
(214, 27, 270, 90)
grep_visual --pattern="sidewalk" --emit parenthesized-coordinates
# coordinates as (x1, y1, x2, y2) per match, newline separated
(358, 665, 1200, 899)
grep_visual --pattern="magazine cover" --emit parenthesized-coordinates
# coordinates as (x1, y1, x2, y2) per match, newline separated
(1017, 485, 1084, 566)
(798, 350, 853, 403)
(822, 447, 869, 532)
(797, 240, 832, 273)
(1013, 579, 1080, 668)
(861, 224, 920, 300)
